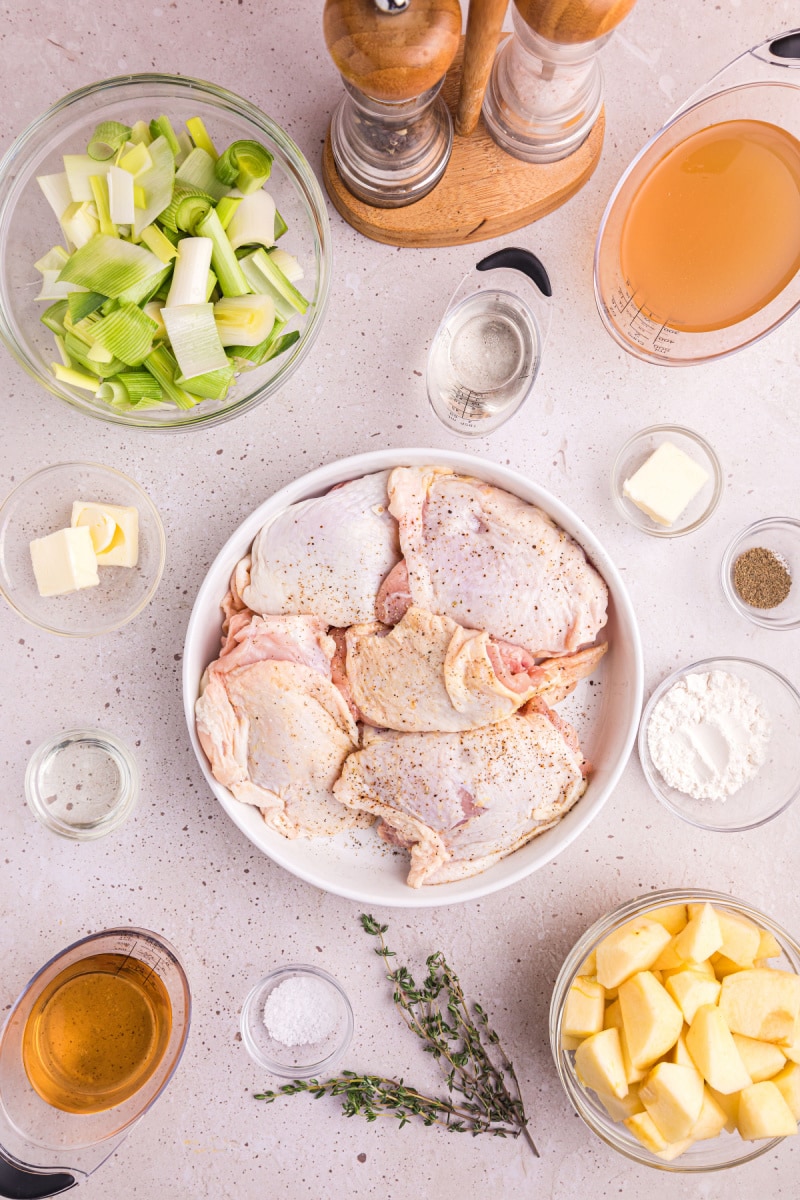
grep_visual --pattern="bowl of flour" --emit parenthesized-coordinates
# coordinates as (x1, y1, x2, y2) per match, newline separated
(638, 657, 800, 831)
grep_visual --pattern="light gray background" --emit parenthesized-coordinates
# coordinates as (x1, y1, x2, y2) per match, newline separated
(1, 1, 799, 1196)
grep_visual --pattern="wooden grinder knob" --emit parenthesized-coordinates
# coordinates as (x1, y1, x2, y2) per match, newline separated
(513, 0, 639, 45)
(324, 0, 462, 102)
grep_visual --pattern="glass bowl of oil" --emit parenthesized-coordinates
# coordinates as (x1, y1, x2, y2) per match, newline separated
(25, 728, 138, 840)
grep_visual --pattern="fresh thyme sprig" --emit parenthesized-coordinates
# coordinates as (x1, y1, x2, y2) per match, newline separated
(255, 914, 537, 1155)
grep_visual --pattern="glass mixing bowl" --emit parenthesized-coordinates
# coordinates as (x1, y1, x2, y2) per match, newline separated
(0, 74, 331, 430)
(550, 888, 800, 1172)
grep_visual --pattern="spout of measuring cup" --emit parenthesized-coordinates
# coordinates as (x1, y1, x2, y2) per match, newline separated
(0, 1153, 76, 1198)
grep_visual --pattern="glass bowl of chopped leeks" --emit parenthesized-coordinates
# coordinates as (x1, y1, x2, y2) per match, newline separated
(0, 74, 331, 429)
(240, 965, 353, 1079)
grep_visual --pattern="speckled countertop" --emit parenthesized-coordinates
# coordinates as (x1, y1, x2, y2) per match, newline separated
(1, 1, 800, 1197)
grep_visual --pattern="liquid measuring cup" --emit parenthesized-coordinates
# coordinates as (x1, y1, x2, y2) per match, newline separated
(0, 928, 190, 1197)
(595, 29, 800, 365)
(427, 247, 552, 436)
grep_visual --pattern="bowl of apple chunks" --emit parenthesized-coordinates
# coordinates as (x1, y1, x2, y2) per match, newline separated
(550, 890, 800, 1171)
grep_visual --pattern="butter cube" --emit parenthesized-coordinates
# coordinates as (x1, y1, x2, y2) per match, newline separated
(29, 526, 99, 596)
(72, 501, 138, 567)
(622, 441, 709, 527)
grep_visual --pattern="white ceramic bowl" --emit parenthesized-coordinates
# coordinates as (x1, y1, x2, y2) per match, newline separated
(182, 450, 643, 907)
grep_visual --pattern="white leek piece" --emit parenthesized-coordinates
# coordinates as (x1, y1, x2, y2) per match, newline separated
(132, 136, 176, 237)
(165, 237, 213, 307)
(161, 303, 228, 379)
(226, 191, 276, 251)
(52, 363, 101, 391)
(63, 154, 107, 201)
(129, 120, 152, 146)
(175, 129, 193, 166)
(176, 148, 230, 201)
(143, 301, 167, 339)
(61, 201, 100, 249)
(108, 165, 135, 224)
(58, 234, 163, 297)
(35, 272, 88, 301)
(268, 248, 303, 283)
(34, 246, 70, 274)
(37, 173, 72, 221)
(214, 294, 275, 346)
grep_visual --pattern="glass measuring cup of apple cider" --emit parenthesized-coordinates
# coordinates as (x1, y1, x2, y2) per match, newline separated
(595, 30, 800, 364)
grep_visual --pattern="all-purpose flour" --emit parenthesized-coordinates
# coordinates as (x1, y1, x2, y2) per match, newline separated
(647, 670, 771, 801)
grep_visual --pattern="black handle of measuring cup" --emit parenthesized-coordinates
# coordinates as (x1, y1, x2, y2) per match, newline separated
(0, 1155, 76, 1199)
(476, 248, 552, 298)
(769, 30, 800, 59)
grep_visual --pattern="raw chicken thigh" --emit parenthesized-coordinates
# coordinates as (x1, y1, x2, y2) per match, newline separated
(333, 700, 587, 887)
(378, 467, 608, 657)
(345, 604, 607, 732)
(242, 470, 400, 627)
(196, 612, 371, 838)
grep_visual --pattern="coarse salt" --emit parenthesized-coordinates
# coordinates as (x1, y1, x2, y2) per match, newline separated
(263, 975, 339, 1047)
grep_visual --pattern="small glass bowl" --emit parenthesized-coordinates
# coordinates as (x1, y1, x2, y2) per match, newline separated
(550, 888, 800, 1173)
(612, 425, 723, 537)
(240, 965, 353, 1079)
(720, 518, 800, 630)
(25, 728, 139, 839)
(0, 461, 165, 636)
(638, 656, 800, 832)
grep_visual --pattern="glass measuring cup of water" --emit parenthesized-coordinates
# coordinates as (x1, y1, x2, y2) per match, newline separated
(594, 30, 800, 365)
(0, 928, 190, 1197)
(427, 248, 552, 435)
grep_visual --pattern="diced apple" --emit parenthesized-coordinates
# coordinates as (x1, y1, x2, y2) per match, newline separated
(625, 1110, 670, 1153)
(732, 1034, 786, 1083)
(709, 1086, 740, 1134)
(579, 949, 598, 977)
(783, 1018, 800, 1065)
(671, 1030, 695, 1068)
(605, 999, 646, 1083)
(716, 910, 761, 967)
(652, 938, 685, 972)
(648, 904, 688, 935)
(596, 1086, 644, 1121)
(665, 969, 721, 1025)
(563, 976, 606, 1039)
(772, 1062, 800, 1120)
(689, 1088, 729, 1141)
(574, 1028, 628, 1100)
(661, 958, 716, 983)
(619, 971, 683, 1070)
(719, 968, 800, 1045)
(685, 1005, 752, 1094)
(562, 1034, 582, 1051)
(596, 918, 672, 989)
(711, 953, 749, 979)
(674, 904, 723, 964)
(756, 930, 783, 962)
(654, 1137, 695, 1161)
(640, 1061, 704, 1141)
(737, 1081, 798, 1140)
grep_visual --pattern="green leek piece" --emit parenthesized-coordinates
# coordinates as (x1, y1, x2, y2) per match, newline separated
(186, 116, 218, 160)
(86, 338, 115, 365)
(114, 264, 171, 307)
(193, 206, 249, 297)
(37, 173, 72, 221)
(213, 294, 275, 347)
(54, 333, 71, 366)
(239, 247, 307, 319)
(97, 380, 164, 410)
(274, 209, 288, 239)
(140, 223, 178, 263)
(118, 142, 152, 176)
(118, 370, 164, 404)
(260, 330, 299, 363)
(215, 195, 242, 230)
(214, 139, 273, 194)
(91, 301, 159, 366)
(205, 271, 217, 302)
(230, 327, 299, 368)
(268, 247, 303, 283)
(176, 147, 230, 201)
(226, 191, 276, 251)
(149, 115, 180, 157)
(41, 300, 68, 336)
(161, 302, 228, 379)
(132, 136, 176, 237)
(175, 130, 194, 165)
(89, 175, 118, 238)
(158, 183, 214, 232)
(107, 165, 135, 224)
(176, 361, 234, 399)
(61, 201, 100, 249)
(87, 121, 132, 161)
(129, 120, 152, 146)
(174, 194, 213, 233)
(143, 345, 197, 409)
(52, 363, 101, 390)
(67, 290, 106, 321)
(63, 155, 107, 201)
(58, 234, 163, 297)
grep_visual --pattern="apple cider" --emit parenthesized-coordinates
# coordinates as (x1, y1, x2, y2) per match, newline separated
(22, 952, 172, 1114)
(620, 118, 800, 333)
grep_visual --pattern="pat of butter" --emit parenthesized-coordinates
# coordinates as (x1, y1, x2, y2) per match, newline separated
(71, 501, 139, 567)
(622, 441, 709, 527)
(29, 526, 99, 597)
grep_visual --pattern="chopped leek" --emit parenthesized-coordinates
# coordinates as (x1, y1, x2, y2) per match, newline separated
(268, 247, 303, 283)
(35, 246, 70, 274)
(165, 237, 213, 307)
(161, 303, 228, 379)
(149, 115, 180, 157)
(187, 116, 218, 160)
(67, 291, 106, 321)
(118, 370, 164, 404)
(214, 294, 275, 346)
(226, 191, 276, 251)
(132, 136, 175, 237)
(215, 195, 242, 230)
(61, 201, 100, 249)
(130, 120, 152, 146)
(108, 166, 135, 224)
(240, 247, 307, 320)
(175, 361, 234, 399)
(37, 173, 72, 221)
(214, 139, 273, 194)
(274, 209, 288, 239)
(88, 121, 132, 161)
(140, 223, 178, 263)
(118, 142, 152, 177)
(192, 206, 249, 297)
(58, 235, 163, 297)
(63, 155, 107, 201)
(41, 300, 68, 335)
(176, 148, 230, 201)
(89, 175, 117, 237)
(143, 345, 198, 409)
(142, 301, 167, 339)
(53, 363, 101, 390)
(91, 302, 159, 365)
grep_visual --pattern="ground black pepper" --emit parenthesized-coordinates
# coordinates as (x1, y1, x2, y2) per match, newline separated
(733, 546, 792, 609)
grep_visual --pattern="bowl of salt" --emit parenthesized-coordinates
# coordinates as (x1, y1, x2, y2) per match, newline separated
(240, 964, 353, 1078)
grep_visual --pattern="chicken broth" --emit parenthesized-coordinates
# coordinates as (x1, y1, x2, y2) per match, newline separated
(22, 952, 172, 1114)
(619, 118, 800, 333)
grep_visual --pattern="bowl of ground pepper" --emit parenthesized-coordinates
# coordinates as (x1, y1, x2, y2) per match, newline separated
(721, 518, 800, 630)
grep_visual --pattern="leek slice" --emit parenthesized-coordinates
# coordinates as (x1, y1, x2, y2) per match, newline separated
(142, 301, 167, 339)
(239, 247, 307, 319)
(226, 191, 276, 251)
(89, 175, 117, 238)
(274, 209, 288, 239)
(114, 264, 171, 307)
(175, 130, 193, 166)
(149, 115, 180, 157)
(176, 362, 234, 399)
(213, 294, 275, 346)
(143, 345, 198, 409)
(158, 183, 213, 233)
(63, 155, 107, 201)
(161, 303, 228, 379)
(37, 173, 72, 221)
(215, 195, 242, 230)
(58, 234, 164, 297)
(52, 363, 101, 390)
(214, 139, 273, 194)
(192, 207, 250, 297)
(174, 194, 213, 233)
(91, 301, 158, 365)
(35, 269, 89, 302)
(61, 201, 100, 249)
(130, 120, 152, 146)
(231, 326, 300, 367)
(41, 300, 68, 335)
(268, 248, 304, 283)
(165, 237, 213, 307)
(118, 142, 152, 176)
(140, 223, 178, 263)
(176, 148, 230, 201)
(186, 116, 218, 160)
(87, 121, 132, 161)
(108, 166, 135, 224)
(132, 136, 175, 237)
(118, 370, 164, 404)
(35, 246, 70, 274)
(67, 290, 106, 321)
(54, 333, 71, 366)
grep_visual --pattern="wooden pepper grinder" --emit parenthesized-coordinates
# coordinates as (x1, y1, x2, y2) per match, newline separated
(323, 0, 462, 207)
(483, 0, 640, 161)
